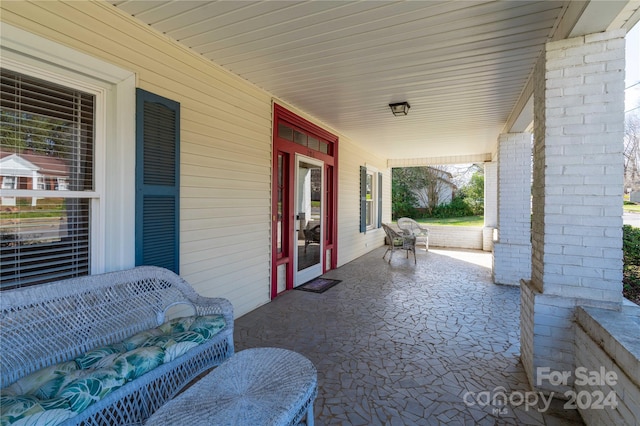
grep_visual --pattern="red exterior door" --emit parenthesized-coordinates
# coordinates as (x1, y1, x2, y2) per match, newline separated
(271, 104, 338, 299)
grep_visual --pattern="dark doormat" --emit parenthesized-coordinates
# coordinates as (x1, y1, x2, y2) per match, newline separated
(295, 277, 342, 294)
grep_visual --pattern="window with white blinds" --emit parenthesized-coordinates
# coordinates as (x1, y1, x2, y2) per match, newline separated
(0, 68, 96, 289)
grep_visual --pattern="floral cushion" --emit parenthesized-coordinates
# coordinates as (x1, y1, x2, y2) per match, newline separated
(75, 346, 122, 370)
(163, 341, 199, 364)
(173, 330, 206, 345)
(56, 368, 126, 413)
(1, 314, 225, 426)
(114, 347, 165, 381)
(190, 315, 226, 339)
(391, 237, 405, 246)
(2, 362, 78, 400)
(0, 395, 74, 426)
(121, 329, 163, 351)
(158, 316, 195, 334)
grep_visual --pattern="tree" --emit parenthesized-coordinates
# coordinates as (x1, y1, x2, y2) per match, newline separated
(420, 166, 452, 212)
(1, 109, 74, 158)
(392, 166, 453, 214)
(448, 163, 483, 188)
(458, 170, 484, 215)
(391, 168, 418, 220)
(624, 109, 640, 191)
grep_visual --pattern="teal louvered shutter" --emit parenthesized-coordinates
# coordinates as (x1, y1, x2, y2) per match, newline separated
(135, 89, 180, 273)
(360, 166, 367, 233)
(377, 172, 383, 228)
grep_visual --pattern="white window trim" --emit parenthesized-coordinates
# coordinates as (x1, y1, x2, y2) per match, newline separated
(0, 23, 136, 273)
(2, 176, 16, 189)
(365, 165, 379, 230)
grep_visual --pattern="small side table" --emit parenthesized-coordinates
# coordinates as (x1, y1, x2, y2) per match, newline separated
(145, 347, 317, 426)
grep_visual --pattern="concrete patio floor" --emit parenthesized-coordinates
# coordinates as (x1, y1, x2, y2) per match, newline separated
(234, 247, 585, 425)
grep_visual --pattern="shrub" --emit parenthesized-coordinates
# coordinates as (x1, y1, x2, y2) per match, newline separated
(623, 225, 640, 304)
(430, 197, 474, 218)
(463, 197, 484, 216)
(458, 172, 484, 215)
(623, 225, 640, 265)
(391, 178, 418, 220)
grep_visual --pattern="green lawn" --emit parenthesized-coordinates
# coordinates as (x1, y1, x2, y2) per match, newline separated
(624, 203, 640, 213)
(404, 202, 638, 224)
(408, 216, 484, 227)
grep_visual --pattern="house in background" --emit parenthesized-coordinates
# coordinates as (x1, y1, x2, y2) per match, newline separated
(1, 2, 639, 423)
(411, 167, 457, 211)
(1, 151, 69, 206)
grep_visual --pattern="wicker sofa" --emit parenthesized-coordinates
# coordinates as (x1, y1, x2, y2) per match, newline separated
(0, 266, 234, 426)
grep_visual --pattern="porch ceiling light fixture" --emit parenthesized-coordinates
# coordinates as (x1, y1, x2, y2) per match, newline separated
(389, 102, 410, 116)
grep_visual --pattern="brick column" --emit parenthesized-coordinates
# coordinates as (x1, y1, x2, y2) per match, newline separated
(493, 133, 532, 285)
(483, 162, 497, 251)
(522, 29, 625, 393)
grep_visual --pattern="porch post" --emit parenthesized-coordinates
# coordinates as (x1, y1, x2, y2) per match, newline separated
(483, 161, 497, 252)
(492, 133, 532, 285)
(522, 29, 626, 393)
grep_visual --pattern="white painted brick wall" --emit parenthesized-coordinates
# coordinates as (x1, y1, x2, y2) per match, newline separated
(483, 162, 498, 252)
(484, 162, 498, 228)
(389, 225, 483, 250)
(575, 329, 639, 425)
(493, 243, 531, 285)
(520, 280, 536, 388)
(575, 307, 640, 425)
(424, 226, 483, 250)
(532, 295, 578, 395)
(482, 227, 494, 252)
(493, 133, 532, 285)
(526, 29, 626, 395)
(532, 29, 624, 301)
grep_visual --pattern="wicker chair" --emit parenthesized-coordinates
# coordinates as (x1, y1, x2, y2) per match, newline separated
(397, 217, 429, 251)
(304, 223, 321, 253)
(381, 223, 417, 264)
(0, 266, 234, 426)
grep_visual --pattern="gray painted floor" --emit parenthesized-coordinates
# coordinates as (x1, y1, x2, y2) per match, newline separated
(234, 247, 584, 425)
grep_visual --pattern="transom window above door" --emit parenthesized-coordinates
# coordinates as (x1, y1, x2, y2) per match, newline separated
(277, 123, 331, 155)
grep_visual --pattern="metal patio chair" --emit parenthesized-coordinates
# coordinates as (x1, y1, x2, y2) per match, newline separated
(397, 217, 429, 251)
(381, 223, 417, 264)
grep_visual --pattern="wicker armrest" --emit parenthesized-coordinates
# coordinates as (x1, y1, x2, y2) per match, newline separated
(0, 266, 235, 426)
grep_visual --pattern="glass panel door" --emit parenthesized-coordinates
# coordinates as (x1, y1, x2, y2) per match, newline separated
(294, 156, 323, 286)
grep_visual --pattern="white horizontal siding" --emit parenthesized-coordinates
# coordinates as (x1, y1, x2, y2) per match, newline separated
(335, 139, 389, 267)
(1, 0, 392, 317)
(1, 1, 273, 318)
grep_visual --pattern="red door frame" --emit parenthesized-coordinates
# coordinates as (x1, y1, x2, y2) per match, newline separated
(271, 104, 338, 299)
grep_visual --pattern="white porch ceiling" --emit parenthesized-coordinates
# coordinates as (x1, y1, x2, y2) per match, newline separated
(108, 1, 627, 162)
